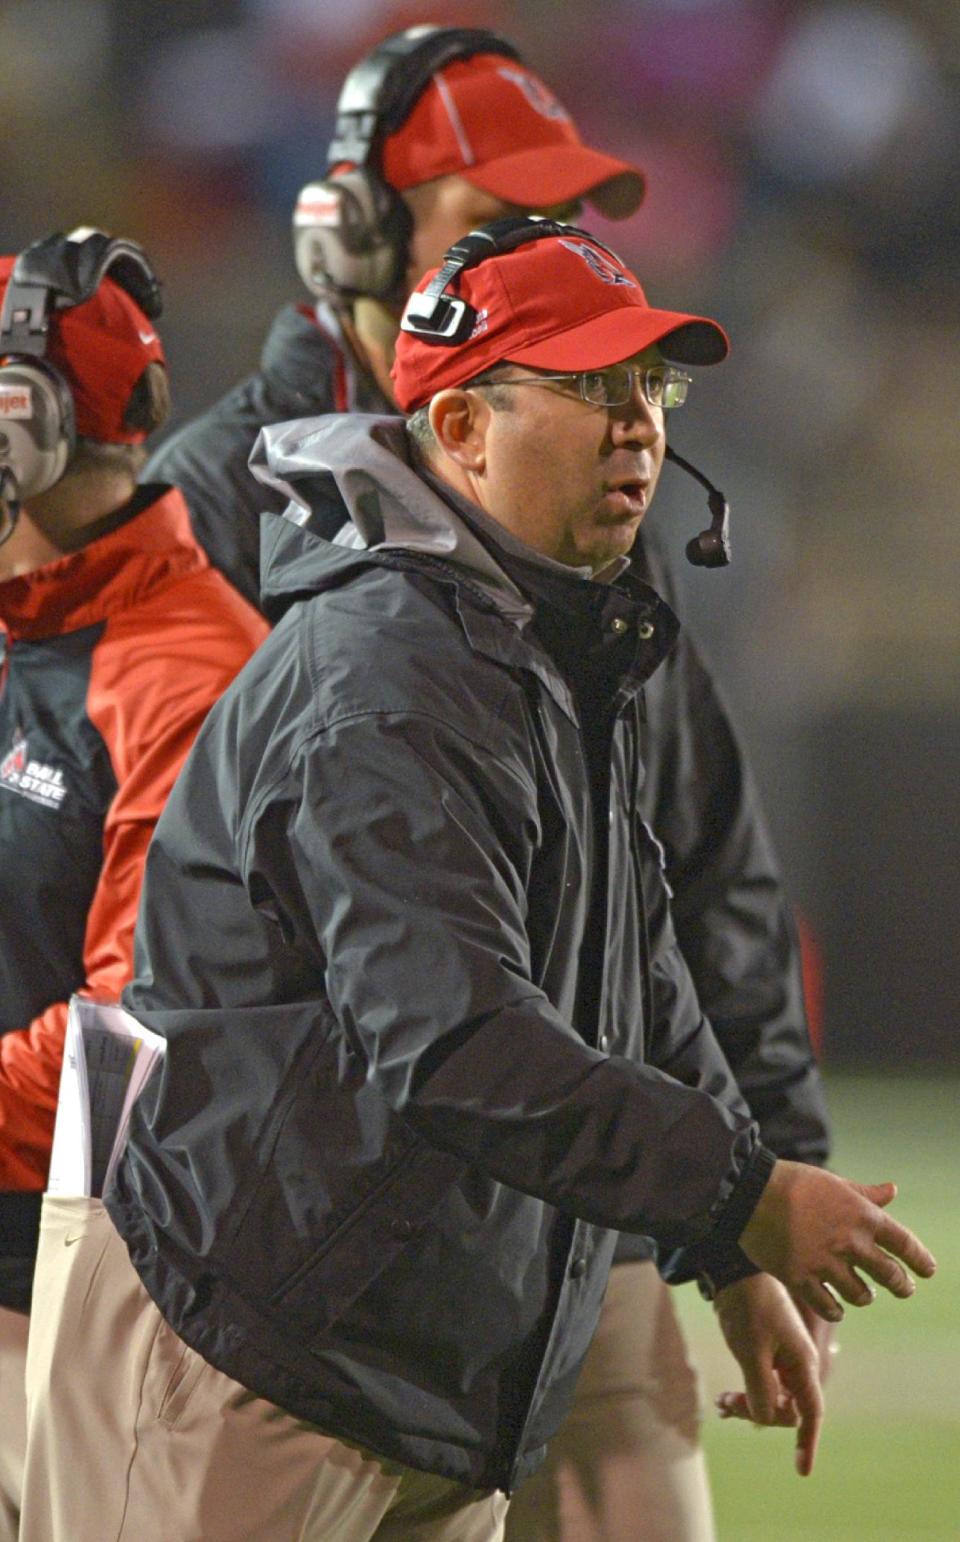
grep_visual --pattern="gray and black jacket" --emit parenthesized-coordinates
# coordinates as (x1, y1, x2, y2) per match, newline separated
(113, 417, 775, 1490)
(145, 305, 830, 1253)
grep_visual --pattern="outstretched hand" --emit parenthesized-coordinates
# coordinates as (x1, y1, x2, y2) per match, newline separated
(737, 1162, 936, 1322)
(712, 1274, 823, 1475)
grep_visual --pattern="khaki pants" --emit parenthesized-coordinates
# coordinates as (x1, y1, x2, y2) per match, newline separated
(21, 1196, 507, 1542)
(0, 1302, 29, 1542)
(504, 1260, 716, 1542)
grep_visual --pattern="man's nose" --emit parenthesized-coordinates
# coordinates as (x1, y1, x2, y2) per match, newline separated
(609, 379, 663, 447)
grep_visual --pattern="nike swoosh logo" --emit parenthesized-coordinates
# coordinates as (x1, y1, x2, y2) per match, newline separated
(138, 330, 157, 345)
(64, 1234, 83, 1246)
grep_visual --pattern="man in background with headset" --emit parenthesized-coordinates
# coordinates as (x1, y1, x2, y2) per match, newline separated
(145, 26, 831, 1540)
(0, 229, 266, 1539)
(22, 216, 935, 1542)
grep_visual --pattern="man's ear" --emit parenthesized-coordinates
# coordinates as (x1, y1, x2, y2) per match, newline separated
(429, 388, 489, 473)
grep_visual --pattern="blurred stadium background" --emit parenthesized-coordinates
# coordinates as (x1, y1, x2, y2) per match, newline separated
(1, 0, 956, 1533)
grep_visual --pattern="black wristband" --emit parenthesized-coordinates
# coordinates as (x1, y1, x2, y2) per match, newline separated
(696, 1245, 761, 1301)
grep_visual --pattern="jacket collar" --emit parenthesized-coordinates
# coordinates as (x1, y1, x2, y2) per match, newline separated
(251, 412, 678, 716)
(0, 485, 208, 641)
(253, 413, 534, 625)
(259, 303, 390, 418)
(413, 465, 677, 705)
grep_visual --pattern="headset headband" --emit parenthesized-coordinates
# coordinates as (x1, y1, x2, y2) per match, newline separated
(326, 25, 522, 169)
(402, 216, 626, 345)
(432, 216, 621, 292)
(0, 230, 163, 361)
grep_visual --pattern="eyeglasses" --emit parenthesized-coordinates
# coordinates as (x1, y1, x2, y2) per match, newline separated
(473, 362, 692, 411)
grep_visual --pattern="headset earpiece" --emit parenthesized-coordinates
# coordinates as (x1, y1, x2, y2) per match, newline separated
(0, 359, 75, 502)
(0, 229, 161, 527)
(293, 170, 412, 301)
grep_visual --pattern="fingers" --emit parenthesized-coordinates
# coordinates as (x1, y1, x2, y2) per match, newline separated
(853, 1246, 915, 1299)
(716, 1390, 749, 1421)
(777, 1349, 824, 1478)
(743, 1354, 780, 1425)
(820, 1264, 875, 1309)
(712, 1270, 824, 1477)
(717, 1371, 822, 1476)
(801, 1242, 927, 1312)
(793, 1387, 822, 1476)
(874, 1213, 937, 1278)
(797, 1277, 844, 1324)
(803, 1254, 909, 1312)
(855, 1180, 897, 1208)
(793, 1301, 838, 1384)
(791, 1180, 936, 1307)
(716, 1390, 797, 1426)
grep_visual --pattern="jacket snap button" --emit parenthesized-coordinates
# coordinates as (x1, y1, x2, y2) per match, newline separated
(637, 620, 655, 640)
(390, 1218, 416, 1239)
(570, 1257, 587, 1279)
(609, 616, 629, 635)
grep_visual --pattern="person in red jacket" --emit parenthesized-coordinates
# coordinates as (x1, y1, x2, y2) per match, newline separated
(0, 229, 267, 1539)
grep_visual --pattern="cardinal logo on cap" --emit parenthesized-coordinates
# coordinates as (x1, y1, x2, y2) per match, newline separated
(559, 238, 634, 287)
(497, 67, 571, 123)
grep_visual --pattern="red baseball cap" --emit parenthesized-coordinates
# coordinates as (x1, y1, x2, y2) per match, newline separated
(0, 257, 165, 443)
(392, 227, 728, 413)
(381, 52, 645, 218)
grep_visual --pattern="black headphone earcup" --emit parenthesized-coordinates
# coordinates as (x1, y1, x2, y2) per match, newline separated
(293, 169, 413, 300)
(300, 27, 525, 303)
(0, 360, 75, 501)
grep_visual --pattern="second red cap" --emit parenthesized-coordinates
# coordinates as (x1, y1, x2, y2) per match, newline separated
(381, 52, 645, 219)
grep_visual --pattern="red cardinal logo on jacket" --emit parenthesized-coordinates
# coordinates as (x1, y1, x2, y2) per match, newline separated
(1, 731, 27, 781)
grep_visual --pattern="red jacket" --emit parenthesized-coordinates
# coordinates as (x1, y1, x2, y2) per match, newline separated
(0, 484, 266, 1300)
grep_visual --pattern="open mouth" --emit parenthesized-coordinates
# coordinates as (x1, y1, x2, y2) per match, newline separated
(602, 481, 648, 517)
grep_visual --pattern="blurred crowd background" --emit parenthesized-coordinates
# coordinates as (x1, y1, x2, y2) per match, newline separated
(2, 0, 958, 1066)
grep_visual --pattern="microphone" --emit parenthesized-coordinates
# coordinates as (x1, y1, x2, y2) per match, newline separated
(664, 445, 731, 568)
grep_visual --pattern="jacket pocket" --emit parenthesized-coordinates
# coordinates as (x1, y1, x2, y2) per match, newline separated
(261, 1141, 465, 1346)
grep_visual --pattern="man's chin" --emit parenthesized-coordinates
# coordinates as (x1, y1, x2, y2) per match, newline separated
(586, 522, 643, 569)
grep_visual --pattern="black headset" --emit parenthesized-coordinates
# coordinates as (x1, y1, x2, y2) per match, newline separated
(399, 214, 732, 567)
(292, 24, 523, 302)
(0, 228, 162, 545)
(400, 215, 631, 345)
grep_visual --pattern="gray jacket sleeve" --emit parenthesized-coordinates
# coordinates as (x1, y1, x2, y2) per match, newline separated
(242, 706, 773, 1255)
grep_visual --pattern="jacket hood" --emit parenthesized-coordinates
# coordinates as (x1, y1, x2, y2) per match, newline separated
(250, 413, 531, 625)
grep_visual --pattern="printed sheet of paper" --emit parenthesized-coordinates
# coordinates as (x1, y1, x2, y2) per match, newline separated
(47, 996, 166, 1198)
